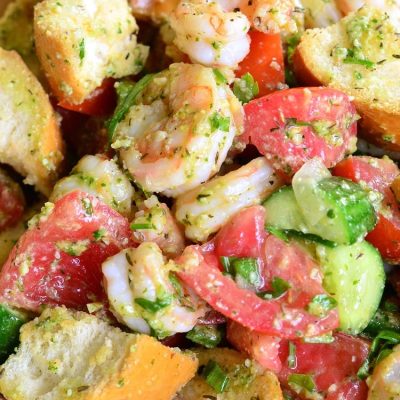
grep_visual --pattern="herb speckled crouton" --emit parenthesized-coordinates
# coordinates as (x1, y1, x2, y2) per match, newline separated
(0, 307, 197, 400)
(34, 0, 149, 104)
(0, 48, 64, 195)
(294, 7, 400, 151)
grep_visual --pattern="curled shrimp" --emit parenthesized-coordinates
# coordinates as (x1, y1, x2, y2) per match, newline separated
(367, 344, 400, 399)
(50, 155, 134, 217)
(169, 0, 251, 68)
(113, 63, 244, 197)
(102, 242, 206, 337)
(175, 157, 282, 242)
(131, 195, 185, 257)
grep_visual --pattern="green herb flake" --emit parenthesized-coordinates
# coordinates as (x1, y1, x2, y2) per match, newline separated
(135, 296, 172, 313)
(288, 373, 316, 393)
(233, 73, 259, 104)
(213, 68, 227, 84)
(258, 277, 291, 300)
(106, 74, 155, 141)
(186, 325, 222, 349)
(209, 112, 230, 132)
(130, 222, 155, 230)
(93, 228, 106, 241)
(78, 38, 85, 62)
(307, 294, 337, 317)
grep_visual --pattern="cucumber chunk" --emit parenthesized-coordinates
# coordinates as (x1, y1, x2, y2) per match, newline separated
(293, 159, 376, 245)
(316, 241, 385, 334)
(0, 304, 28, 362)
(263, 186, 308, 232)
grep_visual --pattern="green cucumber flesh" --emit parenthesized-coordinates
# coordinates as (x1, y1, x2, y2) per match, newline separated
(317, 241, 385, 334)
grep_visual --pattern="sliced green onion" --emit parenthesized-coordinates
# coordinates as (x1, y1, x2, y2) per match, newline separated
(233, 72, 259, 104)
(106, 74, 155, 140)
(213, 68, 227, 84)
(232, 257, 261, 288)
(258, 277, 291, 300)
(135, 296, 172, 313)
(307, 294, 337, 317)
(168, 272, 184, 298)
(287, 341, 297, 368)
(202, 360, 229, 393)
(186, 325, 222, 349)
(303, 333, 335, 344)
(357, 358, 370, 380)
(130, 222, 155, 230)
(288, 373, 316, 393)
(220, 256, 236, 275)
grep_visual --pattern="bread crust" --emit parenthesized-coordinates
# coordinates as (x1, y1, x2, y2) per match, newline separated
(0, 48, 64, 195)
(293, 7, 400, 151)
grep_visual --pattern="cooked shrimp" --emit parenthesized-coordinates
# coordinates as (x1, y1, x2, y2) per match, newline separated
(169, 0, 250, 68)
(102, 242, 206, 338)
(367, 345, 400, 399)
(113, 63, 244, 197)
(236, 0, 300, 33)
(50, 155, 134, 218)
(131, 195, 185, 257)
(334, 0, 400, 26)
(175, 157, 282, 242)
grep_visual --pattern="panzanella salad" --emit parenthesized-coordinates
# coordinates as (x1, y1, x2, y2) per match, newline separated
(0, 0, 399, 399)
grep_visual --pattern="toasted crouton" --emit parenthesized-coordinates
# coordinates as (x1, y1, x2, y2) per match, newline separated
(0, 307, 198, 400)
(293, 7, 400, 150)
(34, 0, 149, 104)
(177, 348, 283, 400)
(0, 48, 64, 195)
(0, 0, 42, 77)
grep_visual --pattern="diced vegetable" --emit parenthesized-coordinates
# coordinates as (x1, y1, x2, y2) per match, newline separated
(317, 241, 385, 334)
(202, 360, 230, 393)
(186, 325, 223, 349)
(0, 304, 28, 363)
(293, 159, 376, 245)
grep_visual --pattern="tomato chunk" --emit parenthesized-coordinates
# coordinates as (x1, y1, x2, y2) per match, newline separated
(236, 31, 285, 97)
(0, 170, 24, 232)
(58, 78, 116, 116)
(333, 156, 400, 263)
(177, 206, 339, 339)
(279, 333, 369, 398)
(241, 87, 357, 175)
(0, 191, 132, 311)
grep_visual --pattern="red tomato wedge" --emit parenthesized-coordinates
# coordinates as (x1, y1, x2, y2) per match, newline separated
(58, 79, 116, 116)
(237, 31, 285, 97)
(177, 206, 339, 339)
(333, 156, 400, 263)
(0, 190, 132, 312)
(279, 333, 369, 398)
(0, 170, 24, 232)
(241, 87, 358, 175)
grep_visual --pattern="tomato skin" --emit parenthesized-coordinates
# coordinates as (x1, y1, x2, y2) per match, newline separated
(332, 156, 399, 193)
(325, 380, 368, 400)
(279, 333, 369, 398)
(0, 170, 24, 232)
(58, 79, 116, 116)
(0, 191, 132, 311)
(177, 206, 339, 339)
(242, 87, 357, 175)
(333, 156, 400, 263)
(214, 205, 267, 260)
(237, 32, 285, 97)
